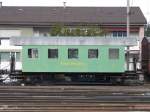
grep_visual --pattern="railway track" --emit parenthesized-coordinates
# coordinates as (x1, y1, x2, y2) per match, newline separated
(0, 103, 150, 112)
(0, 86, 150, 111)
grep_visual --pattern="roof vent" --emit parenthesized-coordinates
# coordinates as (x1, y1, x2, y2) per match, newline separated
(63, 2, 66, 8)
(0, 2, 2, 8)
(18, 8, 23, 11)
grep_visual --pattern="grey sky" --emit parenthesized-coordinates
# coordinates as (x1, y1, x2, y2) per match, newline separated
(1, 0, 150, 22)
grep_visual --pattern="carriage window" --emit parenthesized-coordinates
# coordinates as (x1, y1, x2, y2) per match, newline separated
(28, 48, 38, 58)
(88, 49, 98, 59)
(48, 49, 58, 58)
(68, 48, 78, 59)
(109, 48, 119, 59)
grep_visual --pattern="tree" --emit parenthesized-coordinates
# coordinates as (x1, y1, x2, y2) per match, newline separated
(50, 24, 62, 36)
(49, 25, 107, 37)
(145, 24, 150, 37)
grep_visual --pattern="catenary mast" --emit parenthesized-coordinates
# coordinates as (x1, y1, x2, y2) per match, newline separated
(127, 0, 130, 71)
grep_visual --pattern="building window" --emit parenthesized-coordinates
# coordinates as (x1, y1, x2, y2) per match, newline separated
(113, 31, 127, 37)
(48, 49, 58, 58)
(118, 32, 122, 37)
(0, 52, 21, 63)
(0, 52, 10, 62)
(109, 48, 119, 59)
(113, 32, 117, 37)
(68, 48, 78, 59)
(123, 31, 127, 37)
(43, 33, 49, 37)
(0, 39, 10, 46)
(16, 52, 21, 62)
(33, 28, 50, 37)
(88, 49, 98, 59)
(28, 48, 38, 58)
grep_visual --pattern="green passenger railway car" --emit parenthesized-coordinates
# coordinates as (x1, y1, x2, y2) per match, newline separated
(10, 37, 143, 84)
(22, 45, 124, 73)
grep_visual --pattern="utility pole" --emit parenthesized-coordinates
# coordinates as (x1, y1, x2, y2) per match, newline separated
(127, 0, 130, 38)
(126, 0, 130, 71)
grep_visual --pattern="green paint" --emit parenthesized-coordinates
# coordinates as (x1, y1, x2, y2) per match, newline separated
(22, 45, 125, 73)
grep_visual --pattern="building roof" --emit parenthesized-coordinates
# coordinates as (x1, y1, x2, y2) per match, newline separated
(0, 6, 147, 26)
(10, 36, 137, 46)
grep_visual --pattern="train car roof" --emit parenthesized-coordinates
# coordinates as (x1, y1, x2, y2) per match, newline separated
(10, 36, 137, 46)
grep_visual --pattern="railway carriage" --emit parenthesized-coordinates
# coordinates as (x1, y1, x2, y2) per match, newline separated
(10, 37, 143, 84)
(142, 37, 150, 78)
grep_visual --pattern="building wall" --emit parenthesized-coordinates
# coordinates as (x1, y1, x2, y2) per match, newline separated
(0, 27, 34, 37)
(0, 27, 34, 70)
(139, 26, 145, 40)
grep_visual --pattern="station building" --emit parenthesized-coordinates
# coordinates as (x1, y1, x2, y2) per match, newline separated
(0, 6, 147, 70)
